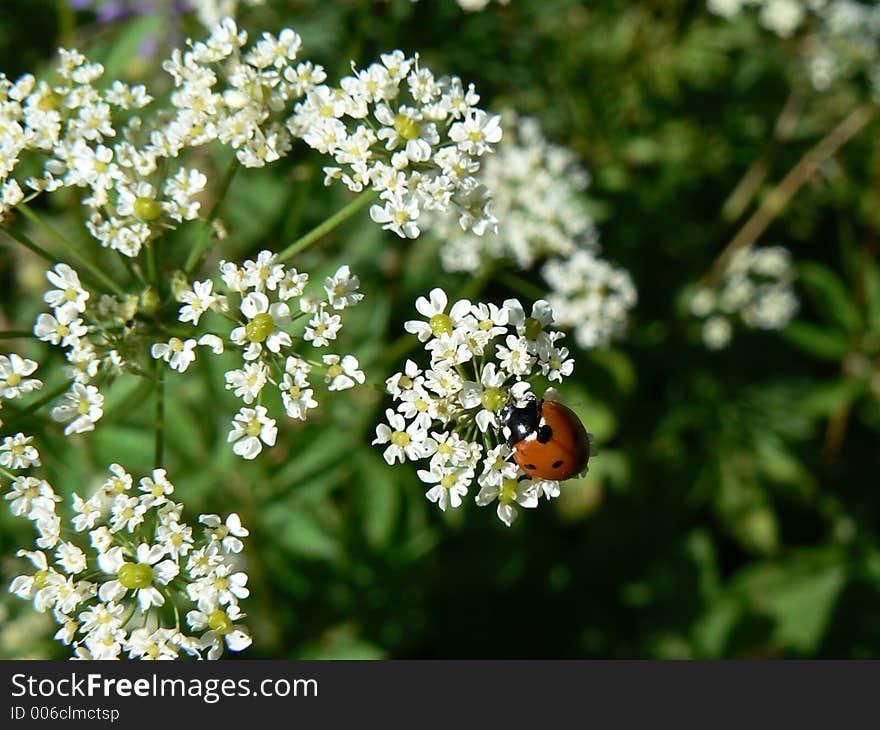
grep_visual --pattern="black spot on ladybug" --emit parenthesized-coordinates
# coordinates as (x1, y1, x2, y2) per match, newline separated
(524, 464, 537, 471)
(537, 425, 553, 444)
(552, 460, 564, 469)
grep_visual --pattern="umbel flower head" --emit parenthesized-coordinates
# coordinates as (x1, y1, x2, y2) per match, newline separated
(164, 250, 365, 460)
(706, 0, 880, 94)
(5, 463, 252, 660)
(374, 288, 590, 527)
(289, 50, 501, 240)
(688, 245, 798, 350)
(0, 18, 501, 254)
(422, 113, 637, 351)
(30, 262, 146, 438)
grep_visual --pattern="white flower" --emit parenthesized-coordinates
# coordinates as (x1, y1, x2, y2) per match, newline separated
(4, 476, 61, 518)
(449, 109, 502, 155)
(199, 513, 249, 554)
(0, 353, 43, 400)
(404, 287, 471, 342)
(324, 265, 363, 309)
(138, 468, 174, 508)
(372, 409, 436, 465)
(55, 542, 87, 575)
(225, 362, 268, 404)
(459, 362, 514, 432)
(417, 464, 473, 511)
(279, 357, 317, 420)
(151, 337, 198, 372)
(34, 311, 88, 347)
(476, 478, 539, 527)
(44, 263, 89, 318)
(109, 494, 148, 533)
(178, 279, 220, 325)
(228, 405, 277, 459)
(322, 354, 365, 391)
(98, 543, 180, 612)
(51, 383, 104, 435)
(230, 292, 292, 360)
(304, 307, 342, 347)
(187, 604, 252, 659)
(1, 433, 41, 469)
(370, 195, 420, 239)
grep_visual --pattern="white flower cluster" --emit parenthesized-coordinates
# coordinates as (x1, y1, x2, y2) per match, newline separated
(5, 463, 252, 660)
(1, 19, 502, 251)
(373, 289, 579, 527)
(31, 263, 140, 436)
(289, 51, 501, 240)
(689, 245, 799, 350)
(707, 0, 880, 93)
(543, 251, 637, 350)
(429, 114, 597, 273)
(0, 47, 205, 257)
(0, 352, 44, 471)
(164, 250, 365, 460)
(425, 114, 636, 350)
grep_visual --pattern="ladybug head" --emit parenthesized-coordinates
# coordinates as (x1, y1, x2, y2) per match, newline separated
(501, 396, 542, 447)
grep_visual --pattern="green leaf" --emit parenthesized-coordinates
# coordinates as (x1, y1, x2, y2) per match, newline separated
(797, 262, 862, 334)
(782, 321, 849, 361)
(731, 550, 846, 654)
(263, 503, 340, 561)
(798, 379, 866, 419)
(356, 449, 400, 550)
(863, 257, 880, 335)
(98, 15, 165, 83)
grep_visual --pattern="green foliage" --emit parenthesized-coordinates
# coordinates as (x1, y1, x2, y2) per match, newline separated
(2, 0, 880, 659)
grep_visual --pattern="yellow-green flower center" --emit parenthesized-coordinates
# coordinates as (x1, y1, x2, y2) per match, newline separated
(246, 418, 263, 438)
(5, 372, 21, 387)
(481, 386, 507, 413)
(208, 609, 232, 635)
(398, 375, 413, 390)
(37, 92, 61, 111)
(524, 317, 544, 341)
(394, 114, 421, 141)
(429, 313, 453, 338)
(32, 570, 51, 589)
(390, 430, 410, 447)
(169, 337, 184, 353)
(440, 474, 457, 489)
(118, 562, 154, 590)
(500, 478, 519, 504)
(133, 196, 162, 221)
(245, 312, 276, 343)
(326, 364, 344, 379)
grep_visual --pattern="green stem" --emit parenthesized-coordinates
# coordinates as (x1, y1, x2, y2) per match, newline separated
(21, 380, 71, 414)
(2, 226, 59, 266)
(277, 189, 375, 263)
(17, 203, 126, 297)
(154, 360, 165, 468)
(0, 465, 18, 481)
(184, 157, 238, 275)
(497, 270, 547, 301)
(0, 330, 35, 339)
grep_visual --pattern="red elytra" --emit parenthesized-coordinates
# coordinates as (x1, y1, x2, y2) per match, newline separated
(511, 400, 590, 481)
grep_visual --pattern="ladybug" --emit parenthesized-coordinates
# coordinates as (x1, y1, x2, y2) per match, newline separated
(502, 395, 591, 481)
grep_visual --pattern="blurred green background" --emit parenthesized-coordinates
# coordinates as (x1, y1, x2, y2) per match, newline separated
(2, 0, 880, 659)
